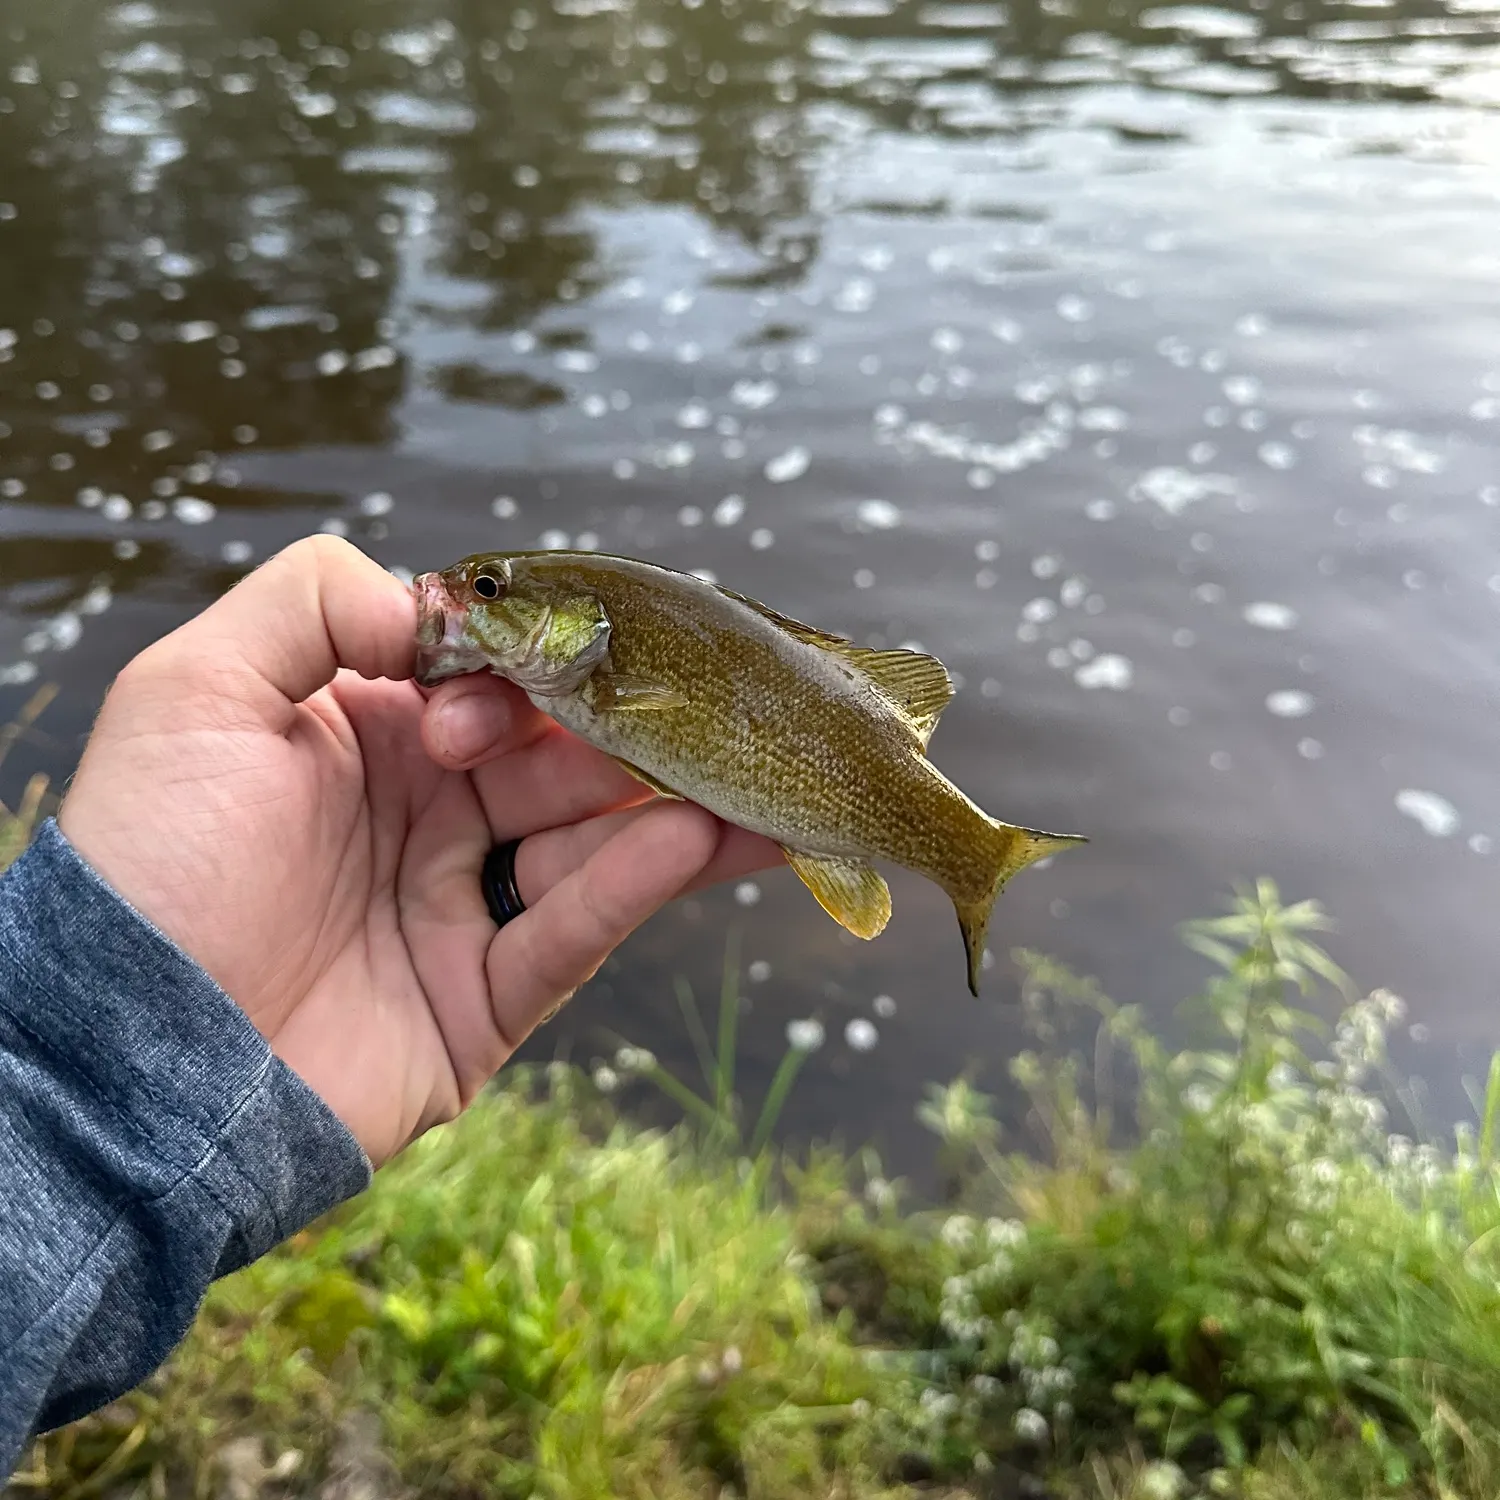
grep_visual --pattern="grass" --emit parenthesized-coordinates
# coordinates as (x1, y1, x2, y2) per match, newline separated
(8, 737, 1500, 1497)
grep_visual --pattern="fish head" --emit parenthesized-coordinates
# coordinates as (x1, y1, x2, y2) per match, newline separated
(412, 553, 612, 695)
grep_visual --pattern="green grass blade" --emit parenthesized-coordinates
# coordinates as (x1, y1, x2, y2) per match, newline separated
(1479, 1053, 1500, 1168)
(674, 975, 719, 1095)
(641, 1063, 728, 1138)
(714, 928, 742, 1118)
(748, 1048, 809, 1158)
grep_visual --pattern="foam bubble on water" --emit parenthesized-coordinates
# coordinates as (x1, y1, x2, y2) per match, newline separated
(765, 446, 810, 483)
(177, 320, 217, 343)
(676, 402, 711, 429)
(1057, 294, 1093, 323)
(360, 491, 394, 516)
(319, 518, 350, 537)
(1266, 689, 1314, 718)
(1243, 601, 1297, 630)
(833, 278, 875, 313)
(221, 540, 253, 565)
(1132, 466, 1236, 516)
(872, 993, 896, 1018)
(677, 505, 704, 528)
(1085, 498, 1117, 520)
(748, 959, 772, 982)
(173, 496, 216, 524)
(1075, 653, 1133, 690)
(731, 378, 778, 410)
(1032, 554, 1060, 579)
(0, 662, 38, 685)
(491, 495, 518, 519)
(1223, 374, 1261, 405)
(713, 494, 745, 527)
(856, 498, 900, 529)
(734, 880, 761, 906)
(576, 532, 600, 551)
(1258, 441, 1297, 470)
(1060, 577, 1088, 609)
(854, 568, 875, 588)
(750, 527, 775, 550)
(1470, 833, 1493, 856)
(845, 1017, 879, 1052)
(1396, 789, 1459, 838)
(613, 458, 636, 480)
(1022, 598, 1057, 624)
(538, 529, 569, 550)
(1079, 406, 1127, 432)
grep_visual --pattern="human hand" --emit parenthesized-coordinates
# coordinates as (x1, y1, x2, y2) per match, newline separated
(57, 536, 781, 1164)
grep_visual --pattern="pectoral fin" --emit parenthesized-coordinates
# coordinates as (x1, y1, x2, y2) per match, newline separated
(782, 848, 892, 940)
(612, 757, 685, 799)
(589, 674, 689, 712)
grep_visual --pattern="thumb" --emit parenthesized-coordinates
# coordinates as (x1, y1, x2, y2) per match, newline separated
(147, 536, 417, 733)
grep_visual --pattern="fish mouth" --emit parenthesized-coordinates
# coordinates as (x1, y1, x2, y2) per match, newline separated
(411, 570, 489, 687)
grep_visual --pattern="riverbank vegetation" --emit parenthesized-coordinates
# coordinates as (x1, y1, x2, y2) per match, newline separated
(8, 771, 1500, 1498)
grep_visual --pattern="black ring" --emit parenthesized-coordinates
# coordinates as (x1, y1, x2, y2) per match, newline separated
(481, 839, 527, 929)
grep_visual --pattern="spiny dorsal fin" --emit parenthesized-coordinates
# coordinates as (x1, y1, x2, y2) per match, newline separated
(717, 585, 955, 746)
(715, 584, 854, 651)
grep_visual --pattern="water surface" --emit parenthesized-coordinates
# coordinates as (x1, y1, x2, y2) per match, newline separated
(2, 0, 1498, 1166)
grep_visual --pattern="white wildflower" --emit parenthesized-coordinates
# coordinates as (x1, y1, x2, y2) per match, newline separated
(1012, 1407, 1049, 1442)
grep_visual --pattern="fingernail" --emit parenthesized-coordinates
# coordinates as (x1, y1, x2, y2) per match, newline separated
(434, 690, 513, 763)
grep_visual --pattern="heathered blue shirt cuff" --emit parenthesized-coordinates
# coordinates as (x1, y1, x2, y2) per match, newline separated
(0, 818, 371, 1476)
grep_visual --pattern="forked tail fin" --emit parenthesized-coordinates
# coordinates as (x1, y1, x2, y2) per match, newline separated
(953, 823, 1086, 996)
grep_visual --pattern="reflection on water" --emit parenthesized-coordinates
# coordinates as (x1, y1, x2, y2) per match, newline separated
(1, 0, 1498, 1163)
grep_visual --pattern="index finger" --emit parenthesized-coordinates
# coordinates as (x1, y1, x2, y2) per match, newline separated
(149, 536, 417, 733)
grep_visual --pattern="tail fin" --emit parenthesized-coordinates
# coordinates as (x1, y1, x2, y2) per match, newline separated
(953, 823, 1086, 997)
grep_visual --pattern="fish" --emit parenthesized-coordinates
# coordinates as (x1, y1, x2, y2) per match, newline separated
(412, 551, 1084, 995)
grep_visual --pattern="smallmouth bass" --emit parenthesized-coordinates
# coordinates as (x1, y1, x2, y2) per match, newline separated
(413, 551, 1083, 994)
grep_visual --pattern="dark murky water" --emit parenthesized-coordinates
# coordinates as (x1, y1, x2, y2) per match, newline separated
(2, 0, 1497, 1167)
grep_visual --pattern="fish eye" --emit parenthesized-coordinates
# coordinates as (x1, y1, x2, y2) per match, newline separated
(472, 569, 504, 601)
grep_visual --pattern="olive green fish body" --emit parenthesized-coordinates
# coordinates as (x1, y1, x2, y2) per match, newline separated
(413, 550, 1082, 993)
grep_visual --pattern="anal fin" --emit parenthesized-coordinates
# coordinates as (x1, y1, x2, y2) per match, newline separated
(782, 848, 891, 940)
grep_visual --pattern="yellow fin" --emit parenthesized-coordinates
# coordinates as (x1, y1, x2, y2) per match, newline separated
(589, 674, 689, 712)
(952, 825, 1086, 997)
(716, 584, 953, 745)
(782, 848, 892, 940)
(841, 647, 954, 745)
(612, 757, 684, 800)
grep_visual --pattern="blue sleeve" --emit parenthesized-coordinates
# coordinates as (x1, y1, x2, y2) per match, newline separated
(0, 820, 372, 1477)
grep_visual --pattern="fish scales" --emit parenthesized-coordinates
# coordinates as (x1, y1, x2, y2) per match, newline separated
(412, 550, 1084, 994)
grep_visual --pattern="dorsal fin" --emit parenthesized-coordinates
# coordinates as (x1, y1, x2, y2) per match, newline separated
(717, 583, 955, 747)
(715, 584, 854, 651)
(838, 646, 954, 746)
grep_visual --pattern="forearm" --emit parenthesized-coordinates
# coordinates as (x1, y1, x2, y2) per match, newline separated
(0, 821, 370, 1475)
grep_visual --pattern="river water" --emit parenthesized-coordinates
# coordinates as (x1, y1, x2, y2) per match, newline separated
(1, 0, 1497, 1168)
